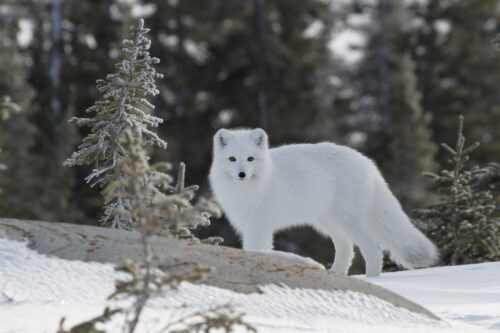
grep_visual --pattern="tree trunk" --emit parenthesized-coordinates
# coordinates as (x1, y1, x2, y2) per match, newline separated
(254, 0, 269, 132)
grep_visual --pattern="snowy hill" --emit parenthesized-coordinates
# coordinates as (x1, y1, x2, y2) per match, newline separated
(0, 220, 500, 333)
(1, 237, 499, 332)
(0, 218, 435, 317)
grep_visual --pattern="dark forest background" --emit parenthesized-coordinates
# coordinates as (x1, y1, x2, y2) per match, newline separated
(1, 0, 499, 271)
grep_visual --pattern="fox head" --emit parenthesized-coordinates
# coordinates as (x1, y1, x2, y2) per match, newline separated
(212, 128, 270, 182)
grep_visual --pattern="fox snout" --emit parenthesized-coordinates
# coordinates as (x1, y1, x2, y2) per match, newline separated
(238, 171, 246, 179)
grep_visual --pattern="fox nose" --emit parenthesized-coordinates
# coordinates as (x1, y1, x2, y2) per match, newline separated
(238, 172, 246, 179)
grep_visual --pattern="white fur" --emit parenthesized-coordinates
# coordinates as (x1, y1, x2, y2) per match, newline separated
(209, 128, 439, 277)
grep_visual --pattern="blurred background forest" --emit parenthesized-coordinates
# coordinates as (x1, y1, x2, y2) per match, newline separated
(0, 0, 499, 271)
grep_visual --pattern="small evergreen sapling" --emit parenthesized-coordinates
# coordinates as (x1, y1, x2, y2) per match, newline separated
(63, 19, 165, 229)
(105, 130, 222, 243)
(109, 143, 212, 333)
(160, 164, 223, 245)
(58, 131, 248, 333)
(414, 116, 500, 265)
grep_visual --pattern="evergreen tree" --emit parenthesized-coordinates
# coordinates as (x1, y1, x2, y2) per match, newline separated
(474, 162, 500, 219)
(0, 96, 19, 195)
(389, 53, 437, 208)
(342, 1, 437, 208)
(16, 0, 135, 224)
(346, 0, 499, 190)
(407, 0, 500, 165)
(16, 0, 86, 223)
(64, 19, 166, 229)
(414, 116, 500, 265)
(474, 32, 500, 218)
(342, 0, 405, 184)
(0, 3, 50, 220)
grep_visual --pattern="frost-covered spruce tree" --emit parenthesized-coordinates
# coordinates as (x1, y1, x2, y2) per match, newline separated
(64, 19, 166, 229)
(414, 116, 500, 265)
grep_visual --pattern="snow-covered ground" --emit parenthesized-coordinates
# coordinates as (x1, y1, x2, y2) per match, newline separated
(1, 238, 499, 333)
(363, 262, 500, 332)
(250, 249, 326, 269)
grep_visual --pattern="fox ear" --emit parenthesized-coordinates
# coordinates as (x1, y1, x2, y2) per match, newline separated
(251, 128, 268, 149)
(214, 129, 230, 149)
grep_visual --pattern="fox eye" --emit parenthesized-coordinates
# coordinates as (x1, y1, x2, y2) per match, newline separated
(229, 156, 236, 162)
(247, 156, 254, 162)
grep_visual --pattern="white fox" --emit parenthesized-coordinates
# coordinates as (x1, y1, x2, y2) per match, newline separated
(209, 128, 438, 277)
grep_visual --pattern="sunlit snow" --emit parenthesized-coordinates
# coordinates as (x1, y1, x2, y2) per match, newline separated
(1, 238, 499, 332)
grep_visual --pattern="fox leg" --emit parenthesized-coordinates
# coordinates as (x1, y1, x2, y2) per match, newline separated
(330, 234, 354, 275)
(357, 238, 383, 277)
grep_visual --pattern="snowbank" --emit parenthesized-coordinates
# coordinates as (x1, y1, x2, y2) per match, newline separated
(1, 218, 499, 331)
(363, 262, 500, 331)
(0, 218, 437, 319)
(250, 249, 325, 269)
(0, 238, 464, 333)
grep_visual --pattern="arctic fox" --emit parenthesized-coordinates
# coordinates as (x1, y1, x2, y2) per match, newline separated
(209, 128, 438, 277)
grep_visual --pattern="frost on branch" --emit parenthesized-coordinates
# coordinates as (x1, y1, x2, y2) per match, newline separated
(108, 130, 222, 243)
(414, 116, 500, 265)
(63, 19, 165, 229)
(159, 163, 223, 245)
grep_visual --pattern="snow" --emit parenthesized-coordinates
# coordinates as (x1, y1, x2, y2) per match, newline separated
(363, 262, 500, 331)
(303, 20, 325, 39)
(1, 238, 499, 332)
(17, 19, 34, 47)
(250, 249, 325, 269)
(328, 8, 371, 65)
(329, 28, 366, 65)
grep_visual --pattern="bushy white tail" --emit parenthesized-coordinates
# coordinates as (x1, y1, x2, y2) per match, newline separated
(376, 187, 439, 269)
(389, 224, 439, 269)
